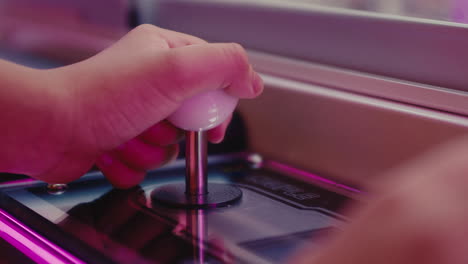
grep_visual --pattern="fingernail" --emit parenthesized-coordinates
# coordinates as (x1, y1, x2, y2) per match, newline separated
(158, 144, 179, 166)
(213, 133, 225, 144)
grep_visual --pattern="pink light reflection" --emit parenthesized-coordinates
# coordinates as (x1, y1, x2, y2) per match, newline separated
(0, 209, 85, 264)
(0, 177, 36, 186)
(0, 220, 64, 264)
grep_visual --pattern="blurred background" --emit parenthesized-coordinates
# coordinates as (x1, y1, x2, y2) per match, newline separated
(0, 0, 467, 66)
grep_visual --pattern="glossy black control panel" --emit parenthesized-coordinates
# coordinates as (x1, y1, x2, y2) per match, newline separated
(0, 156, 353, 263)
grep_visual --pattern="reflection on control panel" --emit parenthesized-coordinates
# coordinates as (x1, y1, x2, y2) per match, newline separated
(0, 158, 352, 263)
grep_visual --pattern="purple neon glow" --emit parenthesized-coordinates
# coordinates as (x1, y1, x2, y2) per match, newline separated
(452, 0, 468, 23)
(0, 209, 85, 264)
(267, 161, 361, 193)
(0, 177, 36, 186)
(0, 220, 63, 263)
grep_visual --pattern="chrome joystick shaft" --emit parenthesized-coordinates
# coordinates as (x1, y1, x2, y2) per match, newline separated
(186, 210, 207, 264)
(151, 130, 242, 208)
(151, 90, 243, 209)
(185, 131, 208, 196)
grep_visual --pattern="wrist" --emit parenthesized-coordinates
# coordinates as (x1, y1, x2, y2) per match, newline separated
(0, 64, 77, 177)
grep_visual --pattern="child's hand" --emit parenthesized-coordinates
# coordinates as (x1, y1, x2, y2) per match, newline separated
(0, 25, 263, 187)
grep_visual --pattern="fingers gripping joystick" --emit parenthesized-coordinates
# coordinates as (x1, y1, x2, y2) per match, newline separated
(151, 90, 242, 209)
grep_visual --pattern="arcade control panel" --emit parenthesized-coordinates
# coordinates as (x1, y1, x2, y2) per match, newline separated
(0, 155, 355, 264)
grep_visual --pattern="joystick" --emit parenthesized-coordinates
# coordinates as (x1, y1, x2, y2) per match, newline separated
(151, 90, 243, 209)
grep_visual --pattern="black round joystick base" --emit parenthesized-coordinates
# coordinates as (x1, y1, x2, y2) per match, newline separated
(151, 183, 242, 209)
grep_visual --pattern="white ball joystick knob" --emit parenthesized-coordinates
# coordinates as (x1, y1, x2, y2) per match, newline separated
(168, 90, 238, 131)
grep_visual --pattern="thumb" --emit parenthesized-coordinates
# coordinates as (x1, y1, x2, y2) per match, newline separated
(64, 40, 262, 151)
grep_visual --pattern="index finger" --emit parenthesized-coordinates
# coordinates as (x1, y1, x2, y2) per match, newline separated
(131, 24, 207, 48)
(160, 43, 264, 101)
(159, 28, 207, 47)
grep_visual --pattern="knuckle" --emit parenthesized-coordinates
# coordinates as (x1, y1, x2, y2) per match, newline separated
(131, 24, 160, 36)
(164, 50, 185, 81)
(159, 51, 188, 102)
(124, 24, 169, 53)
(224, 43, 249, 73)
(187, 34, 207, 44)
(130, 24, 165, 44)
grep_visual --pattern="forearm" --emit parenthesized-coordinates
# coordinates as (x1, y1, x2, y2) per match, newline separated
(0, 59, 72, 175)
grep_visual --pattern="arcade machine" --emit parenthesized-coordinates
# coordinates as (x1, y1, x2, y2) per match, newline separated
(1, 0, 468, 263)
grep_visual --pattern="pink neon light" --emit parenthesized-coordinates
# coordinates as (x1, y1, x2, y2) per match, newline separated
(0, 221, 64, 263)
(267, 161, 361, 193)
(0, 209, 85, 264)
(0, 177, 36, 187)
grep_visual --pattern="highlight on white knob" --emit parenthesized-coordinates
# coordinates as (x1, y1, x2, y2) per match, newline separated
(168, 90, 239, 131)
